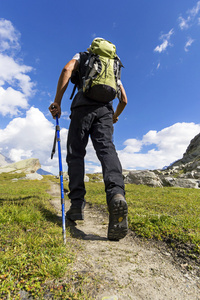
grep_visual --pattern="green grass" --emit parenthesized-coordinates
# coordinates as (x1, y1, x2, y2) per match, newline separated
(0, 173, 199, 299)
(85, 182, 200, 255)
(126, 185, 200, 248)
(0, 173, 88, 299)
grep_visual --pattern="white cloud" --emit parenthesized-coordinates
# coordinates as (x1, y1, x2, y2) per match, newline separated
(178, 16, 190, 30)
(122, 139, 142, 153)
(85, 139, 100, 166)
(0, 111, 199, 173)
(184, 37, 195, 52)
(0, 107, 67, 174)
(0, 18, 20, 52)
(154, 40, 169, 53)
(118, 122, 200, 170)
(0, 53, 33, 94)
(189, 1, 200, 17)
(0, 19, 35, 117)
(61, 110, 71, 120)
(9, 149, 33, 162)
(0, 87, 29, 116)
(178, 1, 200, 29)
(154, 29, 174, 53)
(154, 2, 200, 62)
(156, 62, 161, 69)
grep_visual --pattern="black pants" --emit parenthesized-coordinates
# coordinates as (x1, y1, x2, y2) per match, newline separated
(66, 105, 125, 206)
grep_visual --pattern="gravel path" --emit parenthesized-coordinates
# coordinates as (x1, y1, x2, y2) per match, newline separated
(49, 182, 200, 300)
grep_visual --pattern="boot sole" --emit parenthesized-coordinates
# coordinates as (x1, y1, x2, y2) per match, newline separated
(108, 198, 128, 241)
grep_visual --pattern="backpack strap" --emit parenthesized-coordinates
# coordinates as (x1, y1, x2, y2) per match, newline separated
(83, 54, 96, 83)
(70, 83, 77, 100)
(114, 56, 124, 100)
(70, 52, 89, 99)
(82, 54, 102, 93)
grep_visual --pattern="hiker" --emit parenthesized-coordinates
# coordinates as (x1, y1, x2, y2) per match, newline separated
(49, 38, 128, 241)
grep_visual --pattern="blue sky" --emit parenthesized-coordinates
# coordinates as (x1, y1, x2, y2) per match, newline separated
(0, 0, 200, 174)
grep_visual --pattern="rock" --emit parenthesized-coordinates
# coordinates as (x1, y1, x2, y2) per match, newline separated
(158, 175, 175, 187)
(0, 166, 16, 173)
(0, 153, 13, 167)
(152, 133, 200, 189)
(63, 172, 69, 181)
(11, 178, 19, 182)
(173, 178, 199, 189)
(171, 133, 200, 166)
(24, 173, 43, 180)
(0, 158, 41, 174)
(122, 133, 200, 189)
(124, 170, 163, 187)
(84, 175, 89, 182)
(55, 173, 89, 182)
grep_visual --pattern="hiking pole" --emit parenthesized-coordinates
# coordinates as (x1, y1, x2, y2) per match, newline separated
(51, 108, 66, 245)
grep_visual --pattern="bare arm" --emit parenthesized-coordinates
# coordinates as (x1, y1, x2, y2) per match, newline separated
(49, 59, 79, 118)
(113, 84, 127, 124)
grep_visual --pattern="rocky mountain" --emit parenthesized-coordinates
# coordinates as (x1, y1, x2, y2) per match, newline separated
(0, 154, 13, 167)
(171, 133, 200, 166)
(0, 154, 52, 178)
(124, 133, 200, 189)
(0, 158, 43, 180)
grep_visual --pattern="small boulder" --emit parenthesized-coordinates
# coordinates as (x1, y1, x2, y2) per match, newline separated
(24, 173, 43, 180)
(124, 170, 163, 187)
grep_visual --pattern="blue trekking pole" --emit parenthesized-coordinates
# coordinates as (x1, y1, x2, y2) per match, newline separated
(51, 111, 66, 245)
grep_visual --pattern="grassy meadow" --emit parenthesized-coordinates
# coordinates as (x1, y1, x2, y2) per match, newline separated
(0, 173, 85, 299)
(86, 181, 200, 252)
(0, 173, 199, 299)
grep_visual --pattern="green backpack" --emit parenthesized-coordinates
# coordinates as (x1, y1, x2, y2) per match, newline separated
(81, 38, 123, 103)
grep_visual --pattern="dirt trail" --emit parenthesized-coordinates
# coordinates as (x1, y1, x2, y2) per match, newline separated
(49, 182, 200, 300)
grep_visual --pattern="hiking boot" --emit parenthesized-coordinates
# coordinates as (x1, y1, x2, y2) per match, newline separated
(107, 194, 128, 241)
(66, 202, 85, 221)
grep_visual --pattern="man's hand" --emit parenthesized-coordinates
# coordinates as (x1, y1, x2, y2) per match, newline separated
(49, 103, 61, 119)
(113, 116, 119, 124)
